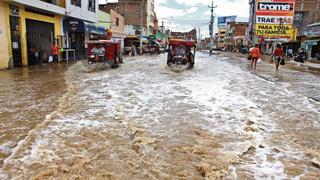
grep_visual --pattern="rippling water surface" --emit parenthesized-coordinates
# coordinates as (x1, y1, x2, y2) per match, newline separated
(0, 53, 319, 179)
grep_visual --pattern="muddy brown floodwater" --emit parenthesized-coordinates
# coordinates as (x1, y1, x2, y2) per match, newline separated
(0, 53, 319, 179)
(0, 64, 68, 167)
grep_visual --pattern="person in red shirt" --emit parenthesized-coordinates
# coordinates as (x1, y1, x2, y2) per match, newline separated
(250, 44, 261, 70)
(273, 44, 284, 71)
(51, 42, 59, 64)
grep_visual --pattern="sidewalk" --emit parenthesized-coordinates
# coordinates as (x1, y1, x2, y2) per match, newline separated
(261, 54, 320, 73)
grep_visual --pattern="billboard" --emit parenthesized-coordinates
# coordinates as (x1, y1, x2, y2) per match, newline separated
(255, 0, 296, 41)
(217, 16, 237, 27)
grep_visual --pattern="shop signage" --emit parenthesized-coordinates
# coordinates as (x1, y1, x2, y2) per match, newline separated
(255, 0, 296, 40)
(70, 21, 79, 31)
(256, 16, 293, 24)
(217, 16, 237, 27)
(307, 25, 320, 37)
(256, 24, 294, 37)
(9, 5, 19, 17)
(257, 2, 294, 11)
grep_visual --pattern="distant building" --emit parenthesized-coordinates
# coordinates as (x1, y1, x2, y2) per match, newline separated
(225, 22, 249, 49)
(294, 0, 320, 59)
(200, 38, 213, 50)
(295, 0, 320, 38)
(170, 29, 197, 40)
(217, 28, 227, 48)
(153, 13, 159, 35)
(100, 0, 155, 36)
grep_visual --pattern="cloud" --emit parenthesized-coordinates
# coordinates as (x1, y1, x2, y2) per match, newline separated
(156, 6, 186, 18)
(98, 0, 249, 38)
(186, 7, 198, 14)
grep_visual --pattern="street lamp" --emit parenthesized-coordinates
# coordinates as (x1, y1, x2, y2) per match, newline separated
(159, 16, 174, 40)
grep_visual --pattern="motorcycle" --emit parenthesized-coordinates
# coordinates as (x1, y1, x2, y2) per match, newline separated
(294, 53, 306, 63)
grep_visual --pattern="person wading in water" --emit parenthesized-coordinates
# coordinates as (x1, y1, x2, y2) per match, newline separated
(273, 44, 284, 71)
(250, 44, 261, 70)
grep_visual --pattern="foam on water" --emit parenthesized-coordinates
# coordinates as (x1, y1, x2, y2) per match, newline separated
(0, 53, 319, 179)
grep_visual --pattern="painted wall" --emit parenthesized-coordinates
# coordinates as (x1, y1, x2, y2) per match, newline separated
(0, 2, 10, 69)
(110, 9, 125, 38)
(98, 10, 111, 29)
(66, 0, 99, 23)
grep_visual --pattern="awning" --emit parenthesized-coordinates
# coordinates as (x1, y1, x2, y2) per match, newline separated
(303, 39, 320, 46)
(63, 18, 106, 35)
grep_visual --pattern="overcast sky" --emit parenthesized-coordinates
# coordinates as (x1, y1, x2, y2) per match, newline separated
(99, 0, 249, 38)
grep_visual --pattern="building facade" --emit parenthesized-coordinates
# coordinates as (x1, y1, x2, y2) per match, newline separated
(217, 28, 227, 48)
(225, 22, 249, 49)
(101, 0, 155, 37)
(105, 9, 125, 39)
(0, 0, 100, 69)
(170, 29, 197, 40)
(295, 0, 320, 37)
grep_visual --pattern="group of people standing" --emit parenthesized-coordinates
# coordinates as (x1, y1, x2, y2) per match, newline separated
(249, 44, 284, 71)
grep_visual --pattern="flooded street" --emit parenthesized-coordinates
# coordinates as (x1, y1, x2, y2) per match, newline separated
(0, 65, 68, 167)
(0, 53, 319, 179)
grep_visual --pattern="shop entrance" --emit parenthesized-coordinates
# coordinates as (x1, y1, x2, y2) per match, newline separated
(69, 32, 85, 59)
(26, 19, 54, 65)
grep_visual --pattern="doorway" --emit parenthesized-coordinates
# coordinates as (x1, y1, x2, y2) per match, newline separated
(26, 19, 54, 65)
(69, 32, 85, 59)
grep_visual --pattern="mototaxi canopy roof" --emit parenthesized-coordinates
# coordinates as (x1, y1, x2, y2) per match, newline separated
(169, 39, 196, 47)
(85, 40, 120, 45)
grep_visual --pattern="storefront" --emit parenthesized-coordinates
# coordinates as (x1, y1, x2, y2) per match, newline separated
(303, 40, 320, 60)
(63, 18, 107, 59)
(2, 3, 63, 67)
(26, 19, 55, 65)
(303, 23, 320, 60)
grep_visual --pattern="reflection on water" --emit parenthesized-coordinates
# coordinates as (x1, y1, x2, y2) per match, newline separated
(0, 64, 68, 167)
(0, 54, 319, 179)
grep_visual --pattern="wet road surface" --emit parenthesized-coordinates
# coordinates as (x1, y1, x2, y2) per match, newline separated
(0, 53, 319, 179)
(0, 64, 68, 167)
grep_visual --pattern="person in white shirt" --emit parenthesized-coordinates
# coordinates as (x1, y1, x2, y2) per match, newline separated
(91, 43, 105, 56)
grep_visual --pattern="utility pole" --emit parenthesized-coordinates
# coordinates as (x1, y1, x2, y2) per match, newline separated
(140, 0, 144, 55)
(161, 20, 164, 40)
(208, 1, 217, 51)
(198, 27, 201, 49)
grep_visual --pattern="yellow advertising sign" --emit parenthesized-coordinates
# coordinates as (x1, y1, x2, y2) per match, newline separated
(256, 24, 294, 38)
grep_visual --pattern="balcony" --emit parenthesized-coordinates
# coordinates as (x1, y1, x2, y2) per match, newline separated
(41, 0, 64, 7)
(11, 0, 66, 15)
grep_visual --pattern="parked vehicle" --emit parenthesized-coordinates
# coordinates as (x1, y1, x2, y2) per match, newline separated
(144, 40, 160, 54)
(167, 39, 196, 69)
(86, 40, 122, 68)
(294, 49, 307, 63)
(124, 36, 147, 55)
(240, 47, 249, 54)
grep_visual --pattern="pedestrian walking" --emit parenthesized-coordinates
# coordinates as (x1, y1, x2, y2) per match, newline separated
(273, 44, 284, 71)
(250, 44, 261, 70)
(35, 48, 41, 66)
(247, 45, 254, 61)
(131, 45, 136, 56)
(51, 42, 59, 64)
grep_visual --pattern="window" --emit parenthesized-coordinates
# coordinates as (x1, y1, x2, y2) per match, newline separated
(116, 18, 119, 26)
(41, 0, 58, 6)
(71, 0, 81, 7)
(88, 0, 95, 12)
